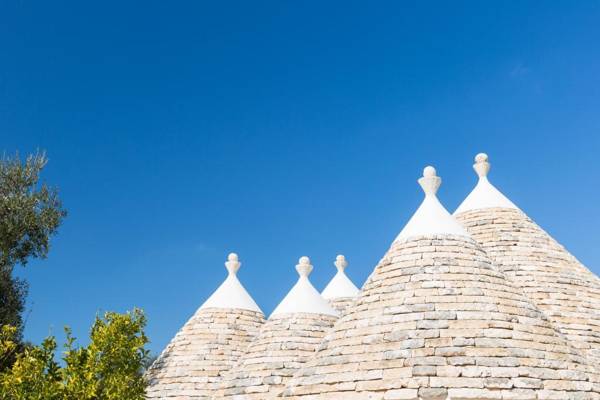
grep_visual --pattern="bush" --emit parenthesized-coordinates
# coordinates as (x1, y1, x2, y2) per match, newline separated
(0, 309, 150, 400)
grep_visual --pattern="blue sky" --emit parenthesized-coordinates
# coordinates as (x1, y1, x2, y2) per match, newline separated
(2, 1, 599, 355)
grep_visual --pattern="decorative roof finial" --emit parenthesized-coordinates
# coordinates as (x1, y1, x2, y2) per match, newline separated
(454, 153, 518, 214)
(418, 166, 441, 196)
(334, 255, 348, 272)
(199, 252, 262, 312)
(225, 253, 241, 275)
(271, 256, 338, 316)
(474, 153, 490, 178)
(395, 165, 469, 241)
(321, 254, 360, 300)
(296, 256, 313, 277)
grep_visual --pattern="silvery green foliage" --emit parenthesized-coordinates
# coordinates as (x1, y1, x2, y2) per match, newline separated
(0, 151, 66, 356)
(0, 151, 66, 270)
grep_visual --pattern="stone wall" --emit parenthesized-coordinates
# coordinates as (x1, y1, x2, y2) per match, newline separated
(281, 235, 599, 399)
(218, 312, 337, 399)
(146, 308, 264, 399)
(457, 207, 600, 368)
(328, 297, 356, 315)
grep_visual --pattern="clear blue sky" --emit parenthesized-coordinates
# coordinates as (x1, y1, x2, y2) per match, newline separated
(2, 1, 599, 355)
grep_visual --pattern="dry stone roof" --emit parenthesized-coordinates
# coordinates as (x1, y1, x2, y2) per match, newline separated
(281, 167, 600, 399)
(455, 153, 600, 369)
(218, 257, 338, 399)
(145, 254, 265, 399)
(147, 155, 600, 400)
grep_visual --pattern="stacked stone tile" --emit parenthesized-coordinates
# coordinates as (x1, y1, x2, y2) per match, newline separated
(282, 167, 600, 399)
(218, 257, 338, 399)
(321, 255, 360, 314)
(325, 297, 354, 315)
(145, 254, 265, 399)
(455, 153, 600, 368)
(147, 155, 600, 400)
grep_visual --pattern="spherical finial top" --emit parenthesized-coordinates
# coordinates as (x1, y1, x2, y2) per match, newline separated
(418, 165, 442, 196)
(299, 256, 310, 265)
(423, 166, 437, 178)
(473, 152, 491, 178)
(334, 254, 348, 271)
(296, 256, 313, 277)
(475, 153, 488, 163)
(225, 252, 241, 275)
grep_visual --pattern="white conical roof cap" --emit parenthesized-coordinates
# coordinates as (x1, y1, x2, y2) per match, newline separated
(199, 253, 262, 313)
(395, 166, 469, 241)
(321, 255, 360, 300)
(270, 256, 338, 317)
(455, 153, 519, 214)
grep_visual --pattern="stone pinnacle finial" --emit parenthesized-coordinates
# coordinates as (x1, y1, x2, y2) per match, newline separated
(296, 256, 313, 277)
(225, 253, 241, 275)
(474, 153, 490, 178)
(334, 255, 348, 272)
(418, 166, 442, 196)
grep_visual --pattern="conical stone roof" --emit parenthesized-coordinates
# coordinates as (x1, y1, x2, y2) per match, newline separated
(282, 167, 599, 400)
(145, 253, 265, 399)
(455, 153, 600, 368)
(218, 257, 338, 399)
(321, 255, 360, 313)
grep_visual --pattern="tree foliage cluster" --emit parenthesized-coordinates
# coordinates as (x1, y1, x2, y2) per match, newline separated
(0, 309, 149, 400)
(0, 153, 151, 399)
(0, 152, 66, 269)
(0, 152, 67, 340)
